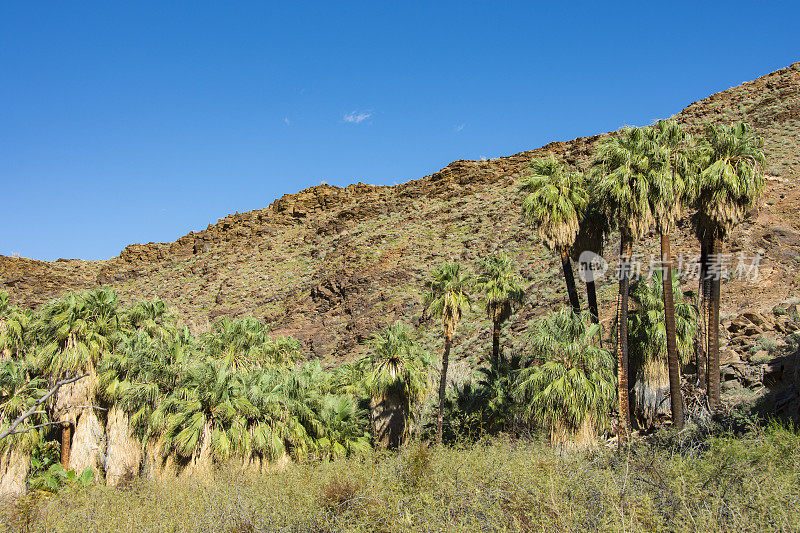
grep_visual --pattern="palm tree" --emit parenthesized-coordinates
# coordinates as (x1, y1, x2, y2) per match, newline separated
(155, 361, 258, 475)
(514, 308, 615, 449)
(474, 253, 525, 364)
(122, 299, 175, 341)
(571, 195, 610, 325)
(312, 393, 371, 458)
(360, 322, 432, 448)
(594, 127, 654, 442)
(519, 155, 587, 314)
(0, 292, 29, 360)
(627, 270, 698, 430)
(30, 289, 121, 473)
(694, 122, 765, 409)
(424, 261, 472, 444)
(98, 326, 189, 486)
(202, 317, 300, 370)
(0, 356, 49, 494)
(644, 120, 694, 429)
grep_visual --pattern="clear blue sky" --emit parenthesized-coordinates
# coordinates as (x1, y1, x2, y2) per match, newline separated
(1, 2, 797, 261)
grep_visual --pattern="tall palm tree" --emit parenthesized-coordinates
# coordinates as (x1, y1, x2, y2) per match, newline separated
(694, 122, 765, 409)
(519, 155, 587, 314)
(360, 321, 432, 448)
(594, 127, 654, 442)
(474, 253, 525, 364)
(514, 308, 615, 449)
(571, 195, 610, 325)
(644, 120, 694, 429)
(627, 271, 698, 430)
(424, 261, 472, 444)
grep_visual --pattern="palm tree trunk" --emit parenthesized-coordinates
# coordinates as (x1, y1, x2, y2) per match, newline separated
(707, 232, 722, 410)
(491, 320, 501, 364)
(61, 421, 71, 469)
(586, 279, 599, 324)
(616, 237, 632, 444)
(436, 332, 452, 445)
(697, 238, 709, 393)
(560, 247, 581, 314)
(661, 231, 684, 429)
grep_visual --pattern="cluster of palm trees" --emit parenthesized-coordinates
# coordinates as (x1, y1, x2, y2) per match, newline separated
(0, 289, 374, 489)
(0, 119, 766, 491)
(518, 120, 765, 438)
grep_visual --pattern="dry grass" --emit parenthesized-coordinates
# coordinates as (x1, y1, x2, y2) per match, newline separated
(2, 422, 799, 532)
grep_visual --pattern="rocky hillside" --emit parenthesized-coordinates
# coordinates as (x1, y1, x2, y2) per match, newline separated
(2, 62, 800, 375)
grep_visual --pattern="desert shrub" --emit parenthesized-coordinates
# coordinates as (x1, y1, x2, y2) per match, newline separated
(8, 421, 796, 532)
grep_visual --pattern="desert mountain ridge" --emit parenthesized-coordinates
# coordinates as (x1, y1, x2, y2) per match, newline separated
(2, 61, 800, 366)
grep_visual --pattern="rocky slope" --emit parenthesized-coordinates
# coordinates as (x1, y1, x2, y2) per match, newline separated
(2, 62, 800, 380)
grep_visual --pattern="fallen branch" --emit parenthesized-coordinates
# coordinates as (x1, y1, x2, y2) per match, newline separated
(0, 373, 89, 442)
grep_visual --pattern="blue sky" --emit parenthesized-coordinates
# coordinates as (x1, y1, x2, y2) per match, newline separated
(1, 2, 797, 261)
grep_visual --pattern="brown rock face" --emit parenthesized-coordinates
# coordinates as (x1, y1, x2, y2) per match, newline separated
(2, 62, 800, 365)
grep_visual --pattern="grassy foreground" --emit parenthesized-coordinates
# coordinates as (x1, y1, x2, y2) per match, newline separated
(3, 423, 799, 532)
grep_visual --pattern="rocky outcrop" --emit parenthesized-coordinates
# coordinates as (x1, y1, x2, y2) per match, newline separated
(718, 299, 800, 421)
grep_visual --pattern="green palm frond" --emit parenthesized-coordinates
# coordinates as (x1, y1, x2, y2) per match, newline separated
(627, 270, 698, 367)
(515, 309, 615, 434)
(593, 127, 654, 241)
(474, 252, 525, 323)
(423, 261, 472, 336)
(694, 122, 765, 237)
(519, 155, 588, 251)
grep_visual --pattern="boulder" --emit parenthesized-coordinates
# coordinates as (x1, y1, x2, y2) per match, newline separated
(744, 325, 763, 336)
(743, 312, 766, 327)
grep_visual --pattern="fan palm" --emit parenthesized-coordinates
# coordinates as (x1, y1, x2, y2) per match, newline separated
(0, 357, 50, 453)
(571, 194, 610, 325)
(594, 127, 654, 441)
(202, 317, 301, 371)
(155, 361, 259, 473)
(0, 292, 30, 360)
(423, 261, 472, 444)
(309, 393, 371, 459)
(694, 122, 765, 408)
(0, 356, 49, 494)
(627, 270, 698, 430)
(514, 309, 615, 449)
(122, 299, 175, 341)
(519, 155, 587, 313)
(361, 322, 432, 448)
(29, 289, 121, 473)
(98, 325, 192, 485)
(644, 120, 694, 429)
(474, 253, 525, 364)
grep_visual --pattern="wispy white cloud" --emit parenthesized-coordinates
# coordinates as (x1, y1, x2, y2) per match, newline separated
(344, 111, 372, 124)
(283, 117, 291, 126)
(454, 123, 466, 133)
